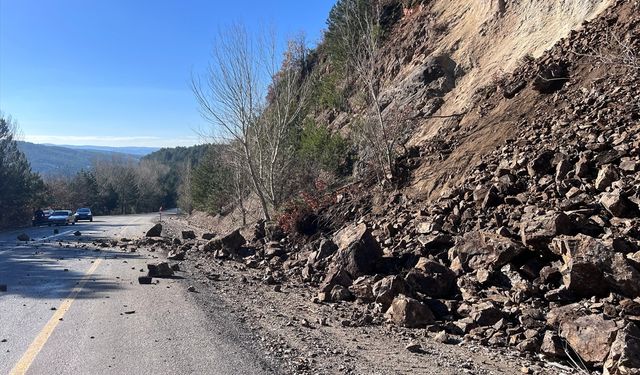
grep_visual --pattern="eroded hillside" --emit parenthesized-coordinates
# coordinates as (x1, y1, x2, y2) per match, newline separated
(170, 1, 640, 373)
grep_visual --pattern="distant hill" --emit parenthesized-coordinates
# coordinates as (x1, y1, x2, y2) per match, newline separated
(50, 145, 159, 156)
(17, 141, 141, 177)
(142, 144, 211, 166)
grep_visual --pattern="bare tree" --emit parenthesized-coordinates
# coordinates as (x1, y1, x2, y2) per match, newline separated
(256, 35, 310, 210)
(192, 24, 271, 220)
(192, 25, 310, 219)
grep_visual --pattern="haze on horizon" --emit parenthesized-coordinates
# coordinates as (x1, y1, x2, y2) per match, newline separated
(0, 0, 335, 148)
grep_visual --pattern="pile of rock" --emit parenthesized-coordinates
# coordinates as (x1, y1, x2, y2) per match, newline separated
(180, 2, 640, 373)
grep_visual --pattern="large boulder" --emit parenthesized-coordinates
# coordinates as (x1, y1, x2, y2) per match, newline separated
(147, 262, 174, 278)
(372, 275, 408, 309)
(552, 235, 640, 298)
(167, 249, 186, 261)
(384, 295, 435, 328)
(560, 314, 618, 366)
(405, 260, 457, 298)
(604, 322, 640, 375)
(319, 266, 353, 293)
(220, 229, 246, 251)
(520, 211, 575, 249)
(145, 223, 162, 237)
(331, 224, 383, 278)
(181, 230, 196, 240)
(595, 165, 619, 192)
(203, 229, 247, 257)
(448, 231, 525, 275)
(469, 301, 503, 326)
(600, 191, 640, 218)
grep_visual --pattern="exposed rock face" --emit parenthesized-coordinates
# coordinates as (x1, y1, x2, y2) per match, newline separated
(384, 295, 435, 328)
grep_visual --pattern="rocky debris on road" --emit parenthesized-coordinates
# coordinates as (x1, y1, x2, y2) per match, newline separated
(181, 230, 196, 240)
(147, 262, 174, 278)
(202, 232, 216, 240)
(17, 233, 30, 242)
(138, 276, 153, 285)
(187, 285, 197, 292)
(145, 223, 163, 237)
(73, 231, 81, 236)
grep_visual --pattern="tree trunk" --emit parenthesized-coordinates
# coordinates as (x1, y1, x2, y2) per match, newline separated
(243, 143, 271, 221)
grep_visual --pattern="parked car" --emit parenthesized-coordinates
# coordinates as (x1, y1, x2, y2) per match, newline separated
(74, 208, 93, 222)
(32, 209, 50, 227)
(48, 210, 75, 226)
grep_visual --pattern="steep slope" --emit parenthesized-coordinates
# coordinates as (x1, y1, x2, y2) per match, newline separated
(375, 0, 614, 199)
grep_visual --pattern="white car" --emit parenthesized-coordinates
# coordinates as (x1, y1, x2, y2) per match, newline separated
(48, 210, 75, 226)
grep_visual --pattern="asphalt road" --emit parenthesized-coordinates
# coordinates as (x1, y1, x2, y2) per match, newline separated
(0, 214, 275, 374)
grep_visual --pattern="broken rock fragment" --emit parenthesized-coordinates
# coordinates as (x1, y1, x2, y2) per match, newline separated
(331, 223, 383, 278)
(604, 321, 640, 375)
(147, 262, 174, 278)
(560, 314, 618, 366)
(384, 295, 435, 328)
(448, 231, 524, 275)
(600, 191, 640, 218)
(181, 230, 196, 240)
(145, 224, 162, 237)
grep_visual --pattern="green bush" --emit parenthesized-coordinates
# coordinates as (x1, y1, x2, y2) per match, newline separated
(297, 119, 349, 174)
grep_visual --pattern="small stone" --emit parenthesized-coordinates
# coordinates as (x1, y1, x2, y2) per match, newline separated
(0, 284, 6, 292)
(187, 285, 197, 292)
(273, 285, 282, 292)
(138, 276, 153, 285)
(434, 331, 451, 344)
(124, 310, 136, 315)
(73, 231, 81, 236)
(17, 233, 30, 242)
(405, 342, 422, 353)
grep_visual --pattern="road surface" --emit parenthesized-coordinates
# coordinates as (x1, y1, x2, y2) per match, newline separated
(0, 214, 275, 374)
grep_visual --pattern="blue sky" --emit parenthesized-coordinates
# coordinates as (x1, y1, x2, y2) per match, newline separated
(0, 0, 335, 147)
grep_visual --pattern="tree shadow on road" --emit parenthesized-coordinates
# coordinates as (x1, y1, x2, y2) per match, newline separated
(0, 243, 143, 300)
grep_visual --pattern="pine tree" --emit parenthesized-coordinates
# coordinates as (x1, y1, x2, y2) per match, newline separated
(0, 115, 45, 227)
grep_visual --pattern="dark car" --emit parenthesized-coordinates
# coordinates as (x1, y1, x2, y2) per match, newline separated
(32, 209, 50, 226)
(48, 210, 75, 226)
(74, 208, 93, 222)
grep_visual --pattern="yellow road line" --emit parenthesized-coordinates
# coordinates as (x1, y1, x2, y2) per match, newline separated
(9, 259, 103, 375)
